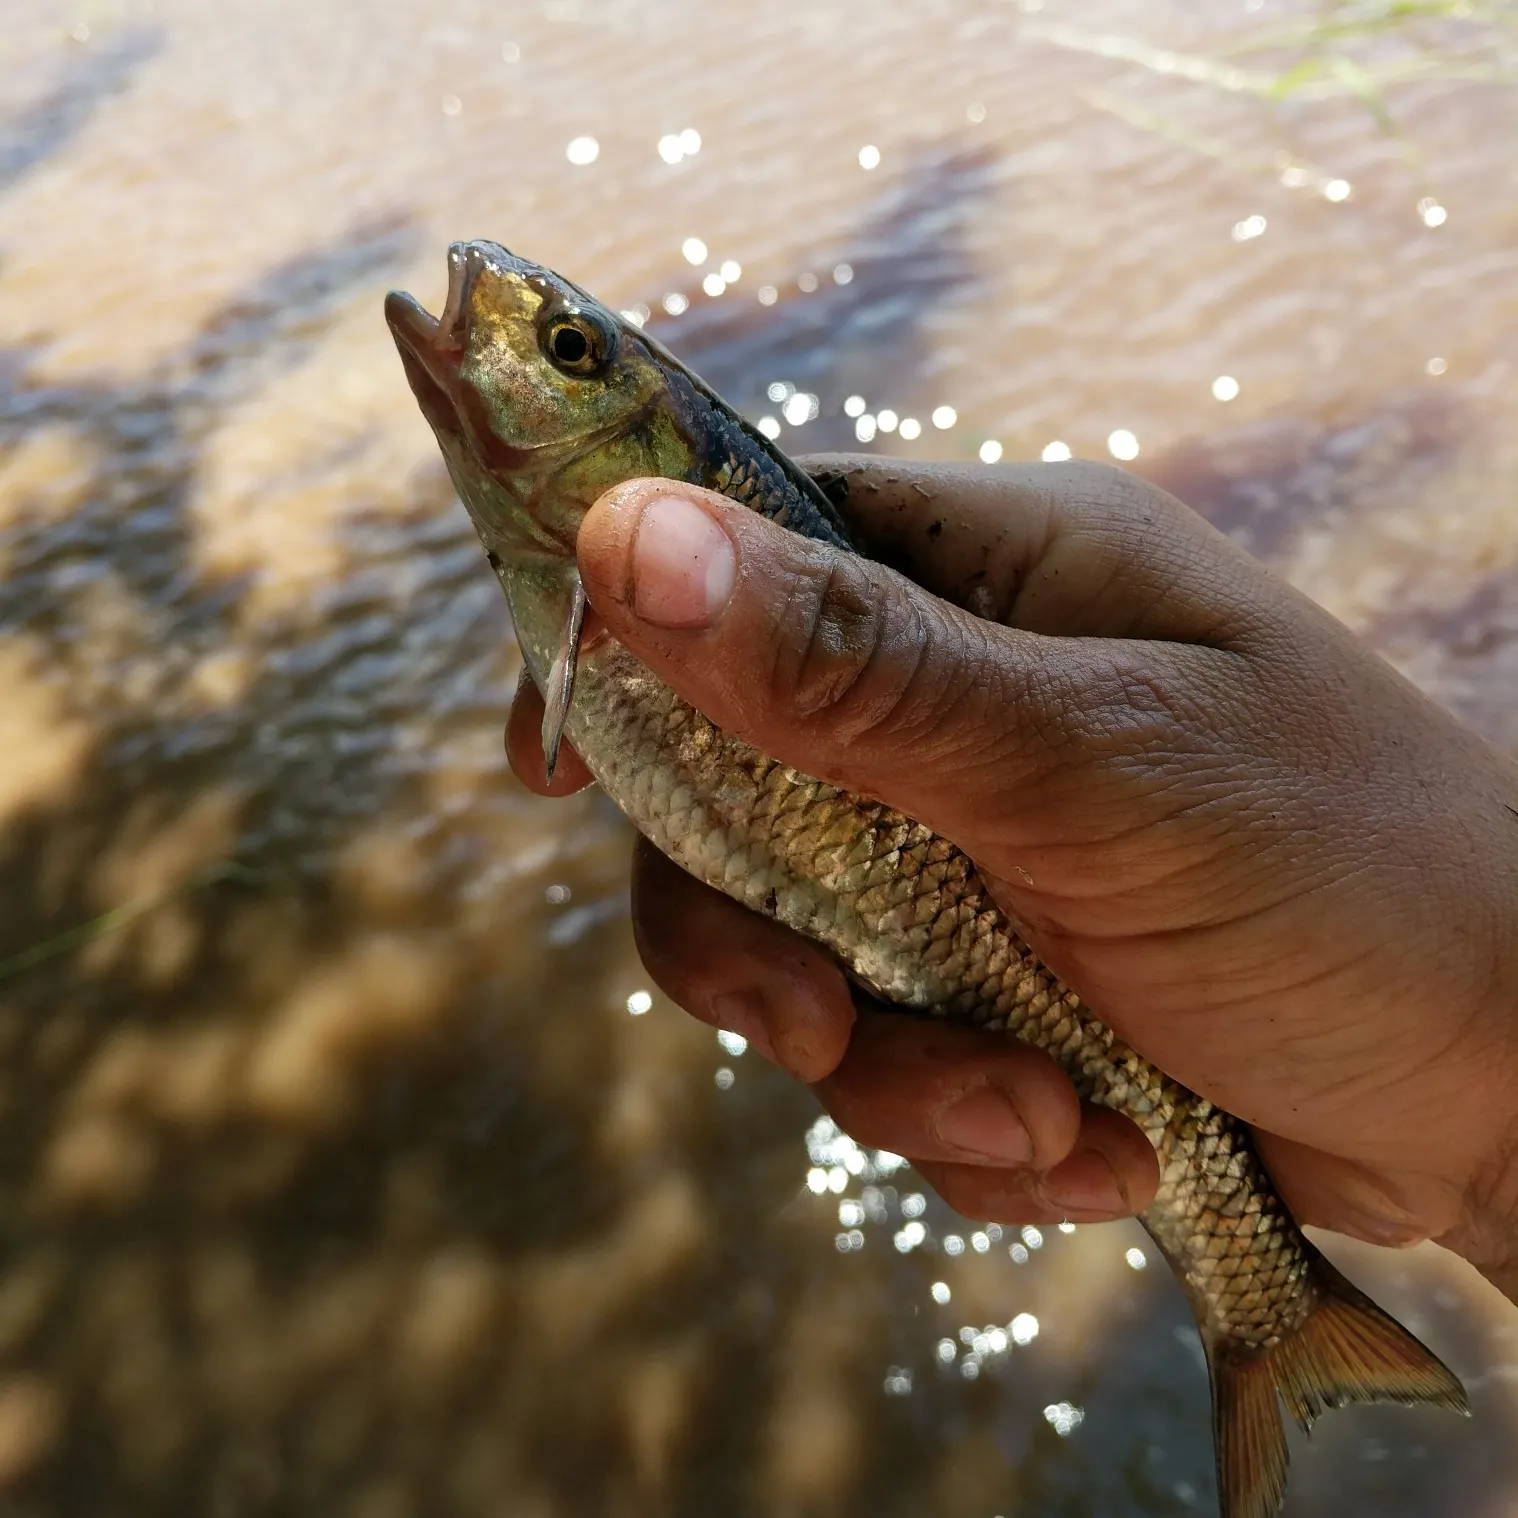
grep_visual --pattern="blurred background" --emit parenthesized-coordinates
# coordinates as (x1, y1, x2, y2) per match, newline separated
(1, 1, 1516, 1514)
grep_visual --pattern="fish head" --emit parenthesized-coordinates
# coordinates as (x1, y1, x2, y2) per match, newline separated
(386, 241, 706, 778)
(384, 240, 693, 573)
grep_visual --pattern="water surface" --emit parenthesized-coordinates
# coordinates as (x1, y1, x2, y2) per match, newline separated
(1, 2, 1516, 1514)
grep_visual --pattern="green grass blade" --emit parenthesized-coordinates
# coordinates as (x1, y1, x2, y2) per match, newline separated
(0, 861, 264, 984)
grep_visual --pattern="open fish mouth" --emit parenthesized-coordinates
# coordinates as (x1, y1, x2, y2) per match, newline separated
(383, 242, 487, 439)
(385, 241, 592, 781)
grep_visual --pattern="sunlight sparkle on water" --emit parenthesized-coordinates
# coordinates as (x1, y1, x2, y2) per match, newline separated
(1212, 375, 1240, 401)
(1021, 1225, 1043, 1249)
(1427, 356, 1448, 376)
(682, 236, 708, 265)
(714, 1067, 734, 1089)
(944, 1235, 965, 1256)
(798, 271, 819, 292)
(833, 262, 854, 285)
(758, 416, 782, 439)
(1057, 1221, 1076, 1234)
(757, 284, 777, 306)
(1108, 429, 1140, 461)
(855, 415, 877, 442)
(663, 292, 688, 316)
(545, 883, 571, 904)
(893, 1220, 926, 1252)
(806, 1168, 828, 1194)
(971, 1231, 990, 1253)
(1419, 196, 1448, 228)
(501, 40, 521, 62)
(876, 409, 899, 433)
(720, 259, 742, 282)
(1323, 178, 1352, 202)
(658, 128, 702, 164)
(1232, 214, 1267, 242)
(1010, 1243, 1029, 1263)
(1042, 440, 1071, 461)
(619, 305, 649, 327)
(702, 273, 726, 297)
(838, 1199, 865, 1226)
(967, 101, 987, 122)
(626, 990, 653, 1016)
(804, 1119, 909, 1204)
(767, 381, 793, 402)
(565, 136, 599, 165)
(901, 1192, 926, 1218)
(1044, 1401, 1085, 1436)
(1126, 1246, 1148, 1270)
(883, 1367, 913, 1395)
(979, 439, 1003, 463)
(441, 93, 462, 117)
(931, 1281, 952, 1304)
(845, 395, 867, 418)
(859, 144, 881, 170)
(932, 405, 957, 429)
(951, 1314, 1040, 1377)
(716, 1029, 748, 1056)
(898, 417, 922, 440)
(783, 393, 819, 426)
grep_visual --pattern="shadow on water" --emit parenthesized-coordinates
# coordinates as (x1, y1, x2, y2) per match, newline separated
(649, 147, 1001, 454)
(1, 214, 416, 626)
(0, 125, 1120, 1518)
(1359, 559, 1518, 752)
(0, 60, 1510, 1515)
(0, 27, 164, 194)
(1140, 391, 1465, 567)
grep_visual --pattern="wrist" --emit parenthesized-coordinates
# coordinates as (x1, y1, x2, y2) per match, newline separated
(1453, 759, 1518, 1301)
(1443, 1119, 1518, 1305)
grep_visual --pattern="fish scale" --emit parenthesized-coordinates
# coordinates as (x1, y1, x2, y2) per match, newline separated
(385, 238, 1469, 1518)
(552, 613, 1357, 1352)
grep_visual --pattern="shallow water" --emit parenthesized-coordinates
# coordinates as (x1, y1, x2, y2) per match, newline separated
(1, 1, 1516, 1515)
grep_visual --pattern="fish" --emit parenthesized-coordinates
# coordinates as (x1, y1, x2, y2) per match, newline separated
(384, 240, 1469, 1518)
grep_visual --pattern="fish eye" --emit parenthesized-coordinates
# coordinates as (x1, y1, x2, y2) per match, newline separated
(541, 307, 615, 376)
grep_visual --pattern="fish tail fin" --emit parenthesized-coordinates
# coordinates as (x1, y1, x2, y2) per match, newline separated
(1211, 1347, 1289, 1518)
(1208, 1249, 1469, 1518)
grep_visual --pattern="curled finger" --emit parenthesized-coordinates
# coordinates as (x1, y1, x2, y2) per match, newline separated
(631, 838, 856, 1082)
(505, 667, 595, 796)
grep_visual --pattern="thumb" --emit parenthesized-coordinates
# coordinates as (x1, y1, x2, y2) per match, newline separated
(575, 478, 1235, 870)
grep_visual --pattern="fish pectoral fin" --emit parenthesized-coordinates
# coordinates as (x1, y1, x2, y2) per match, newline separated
(1207, 1249, 1469, 1518)
(540, 572, 587, 783)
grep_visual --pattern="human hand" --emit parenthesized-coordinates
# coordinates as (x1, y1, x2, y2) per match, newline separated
(506, 455, 1518, 1296)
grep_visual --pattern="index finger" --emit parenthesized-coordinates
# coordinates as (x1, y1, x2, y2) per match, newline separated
(797, 454, 1281, 649)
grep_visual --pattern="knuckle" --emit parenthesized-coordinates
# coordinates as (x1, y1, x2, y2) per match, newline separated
(1066, 457, 1162, 511)
(925, 1163, 1048, 1224)
(778, 551, 930, 742)
(1082, 658, 1215, 767)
